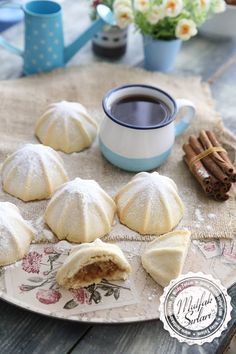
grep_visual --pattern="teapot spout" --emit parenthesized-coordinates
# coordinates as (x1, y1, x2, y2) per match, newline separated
(64, 17, 105, 64)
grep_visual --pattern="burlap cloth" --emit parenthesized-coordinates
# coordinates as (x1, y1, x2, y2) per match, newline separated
(0, 63, 235, 240)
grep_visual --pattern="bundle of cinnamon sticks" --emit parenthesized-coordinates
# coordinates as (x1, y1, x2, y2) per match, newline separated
(183, 130, 236, 201)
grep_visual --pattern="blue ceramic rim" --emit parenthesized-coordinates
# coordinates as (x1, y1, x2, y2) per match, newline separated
(23, 1, 61, 17)
(102, 84, 177, 130)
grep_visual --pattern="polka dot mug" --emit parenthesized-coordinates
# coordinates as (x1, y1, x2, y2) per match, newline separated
(0, 1, 115, 75)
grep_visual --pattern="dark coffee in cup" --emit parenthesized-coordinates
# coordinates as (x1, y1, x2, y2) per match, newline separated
(111, 95, 171, 128)
(101, 84, 196, 171)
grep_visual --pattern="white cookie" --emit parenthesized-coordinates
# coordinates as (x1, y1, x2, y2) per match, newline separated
(115, 172, 184, 235)
(1, 144, 68, 201)
(56, 239, 131, 288)
(141, 229, 191, 287)
(0, 202, 34, 266)
(35, 101, 97, 153)
(45, 178, 116, 243)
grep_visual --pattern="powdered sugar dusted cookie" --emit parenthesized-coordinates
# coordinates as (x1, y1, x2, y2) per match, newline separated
(35, 101, 97, 153)
(56, 239, 131, 288)
(1, 144, 68, 201)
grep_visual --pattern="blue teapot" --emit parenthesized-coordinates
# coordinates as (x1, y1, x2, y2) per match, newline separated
(0, 1, 115, 75)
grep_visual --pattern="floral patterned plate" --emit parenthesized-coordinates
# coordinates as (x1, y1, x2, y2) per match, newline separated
(0, 239, 235, 323)
(0, 241, 160, 323)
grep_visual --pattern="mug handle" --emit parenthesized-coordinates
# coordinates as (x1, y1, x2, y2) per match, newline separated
(175, 99, 196, 137)
(0, 2, 24, 57)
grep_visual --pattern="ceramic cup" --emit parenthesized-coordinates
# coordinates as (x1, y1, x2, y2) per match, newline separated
(99, 84, 196, 172)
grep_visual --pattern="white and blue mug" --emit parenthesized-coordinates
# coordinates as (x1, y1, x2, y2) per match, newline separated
(99, 84, 196, 172)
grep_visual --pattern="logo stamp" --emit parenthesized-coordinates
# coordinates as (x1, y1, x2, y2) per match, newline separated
(159, 272, 232, 345)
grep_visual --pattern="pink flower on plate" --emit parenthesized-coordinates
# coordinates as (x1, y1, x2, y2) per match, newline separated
(44, 246, 55, 254)
(203, 242, 216, 252)
(36, 289, 62, 305)
(70, 288, 89, 304)
(19, 284, 36, 292)
(22, 251, 42, 274)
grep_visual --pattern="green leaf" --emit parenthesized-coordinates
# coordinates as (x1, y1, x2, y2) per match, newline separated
(28, 276, 44, 283)
(92, 290, 102, 304)
(86, 284, 96, 292)
(63, 299, 78, 310)
(114, 288, 120, 300)
(19, 284, 37, 291)
(48, 254, 60, 262)
(104, 288, 114, 296)
(97, 285, 111, 291)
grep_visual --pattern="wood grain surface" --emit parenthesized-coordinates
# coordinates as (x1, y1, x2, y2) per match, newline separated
(0, 1, 235, 353)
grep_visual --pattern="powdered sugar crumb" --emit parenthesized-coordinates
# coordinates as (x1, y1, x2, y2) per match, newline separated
(42, 229, 56, 242)
(35, 215, 44, 226)
(54, 240, 71, 253)
(30, 216, 57, 243)
(195, 208, 204, 222)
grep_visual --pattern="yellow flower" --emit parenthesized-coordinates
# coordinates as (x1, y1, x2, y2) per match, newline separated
(113, 0, 133, 28)
(175, 19, 197, 40)
(213, 0, 226, 13)
(113, 0, 132, 10)
(163, 0, 183, 17)
(134, 0, 149, 13)
(197, 0, 210, 11)
(147, 5, 164, 25)
(114, 6, 133, 28)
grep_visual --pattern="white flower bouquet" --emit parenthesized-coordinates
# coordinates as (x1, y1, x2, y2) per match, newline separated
(88, 0, 226, 69)
(131, 0, 226, 40)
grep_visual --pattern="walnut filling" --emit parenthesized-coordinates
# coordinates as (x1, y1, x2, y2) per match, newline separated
(62, 259, 127, 288)
(73, 260, 122, 283)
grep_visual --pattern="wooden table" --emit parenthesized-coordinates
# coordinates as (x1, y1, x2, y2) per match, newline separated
(0, 1, 235, 353)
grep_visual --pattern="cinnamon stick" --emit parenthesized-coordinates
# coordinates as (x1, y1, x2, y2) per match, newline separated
(183, 143, 214, 194)
(206, 130, 236, 182)
(212, 179, 222, 191)
(183, 130, 235, 202)
(189, 135, 230, 183)
(199, 130, 231, 175)
(183, 156, 213, 194)
(219, 183, 232, 194)
(213, 192, 229, 202)
(183, 143, 211, 183)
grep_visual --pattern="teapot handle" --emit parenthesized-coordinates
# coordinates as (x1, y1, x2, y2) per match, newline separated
(175, 99, 196, 137)
(0, 2, 24, 57)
